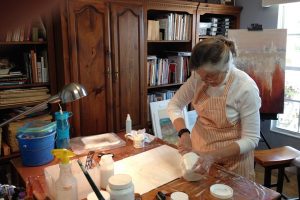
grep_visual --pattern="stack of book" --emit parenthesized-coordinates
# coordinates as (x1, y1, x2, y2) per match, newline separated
(0, 72, 27, 86)
(200, 17, 230, 36)
(24, 49, 49, 83)
(0, 87, 50, 108)
(147, 52, 191, 86)
(148, 13, 191, 41)
(2, 17, 46, 42)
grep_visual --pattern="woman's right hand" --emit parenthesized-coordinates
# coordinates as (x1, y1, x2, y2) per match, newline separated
(178, 132, 192, 155)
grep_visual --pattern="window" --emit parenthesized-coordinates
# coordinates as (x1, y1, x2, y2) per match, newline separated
(272, 2, 300, 136)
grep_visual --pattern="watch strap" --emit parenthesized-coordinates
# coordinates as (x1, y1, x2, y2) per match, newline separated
(178, 128, 190, 138)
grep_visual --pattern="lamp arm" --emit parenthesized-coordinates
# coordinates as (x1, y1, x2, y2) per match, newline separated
(0, 94, 60, 128)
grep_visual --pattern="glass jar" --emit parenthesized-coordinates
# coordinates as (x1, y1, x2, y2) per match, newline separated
(106, 174, 134, 200)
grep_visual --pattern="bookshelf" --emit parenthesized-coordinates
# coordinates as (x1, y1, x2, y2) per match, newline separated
(196, 3, 242, 41)
(145, 2, 197, 131)
(145, 1, 242, 132)
(0, 16, 56, 162)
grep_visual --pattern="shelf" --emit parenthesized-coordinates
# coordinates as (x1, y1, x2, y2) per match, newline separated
(0, 100, 47, 110)
(0, 41, 47, 45)
(199, 35, 214, 39)
(0, 83, 49, 90)
(148, 40, 191, 43)
(148, 83, 183, 89)
(0, 152, 20, 164)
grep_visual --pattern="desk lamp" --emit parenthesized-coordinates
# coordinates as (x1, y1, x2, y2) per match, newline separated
(0, 82, 88, 128)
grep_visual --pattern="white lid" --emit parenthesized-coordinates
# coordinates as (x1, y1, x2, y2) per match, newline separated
(170, 192, 189, 200)
(100, 154, 114, 165)
(87, 191, 110, 200)
(108, 174, 133, 190)
(210, 184, 233, 199)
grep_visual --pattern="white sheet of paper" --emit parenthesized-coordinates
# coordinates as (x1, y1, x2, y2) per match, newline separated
(114, 145, 182, 194)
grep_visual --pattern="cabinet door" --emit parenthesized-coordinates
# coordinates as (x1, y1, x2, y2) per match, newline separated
(67, 0, 113, 136)
(110, 3, 145, 131)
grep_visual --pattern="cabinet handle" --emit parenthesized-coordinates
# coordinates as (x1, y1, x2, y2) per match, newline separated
(105, 67, 111, 75)
(113, 71, 119, 81)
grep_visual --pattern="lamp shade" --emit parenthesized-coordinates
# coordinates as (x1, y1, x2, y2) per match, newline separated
(59, 82, 87, 103)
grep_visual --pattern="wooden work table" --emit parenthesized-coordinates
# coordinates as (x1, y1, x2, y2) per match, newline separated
(10, 133, 280, 200)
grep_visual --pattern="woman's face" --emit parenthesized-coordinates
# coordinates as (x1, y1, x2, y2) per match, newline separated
(196, 67, 227, 87)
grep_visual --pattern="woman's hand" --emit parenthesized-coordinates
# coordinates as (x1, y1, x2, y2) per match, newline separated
(178, 132, 192, 155)
(192, 152, 215, 175)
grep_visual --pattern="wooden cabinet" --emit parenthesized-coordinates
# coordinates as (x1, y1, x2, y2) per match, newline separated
(110, 3, 145, 131)
(54, 0, 242, 137)
(55, 0, 145, 136)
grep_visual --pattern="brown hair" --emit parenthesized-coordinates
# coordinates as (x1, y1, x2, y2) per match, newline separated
(189, 36, 237, 71)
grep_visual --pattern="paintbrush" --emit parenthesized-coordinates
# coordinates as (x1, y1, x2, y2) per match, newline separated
(77, 159, 105, 200)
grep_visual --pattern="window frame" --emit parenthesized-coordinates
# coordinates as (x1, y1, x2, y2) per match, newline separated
(271, 3, 300, 137)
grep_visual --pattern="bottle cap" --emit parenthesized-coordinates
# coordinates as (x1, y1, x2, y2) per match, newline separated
(126, 114, 131, 121)
(170, 192, 189, 200)
(51, 149, 75, 164)
(108, 174, 132, 190)
(210, 184, 233, 199)
(100, 154, 114, 165)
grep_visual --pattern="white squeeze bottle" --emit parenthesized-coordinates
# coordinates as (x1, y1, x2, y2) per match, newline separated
(51, 149, 78, 200)
(100, 154, 114, 189)
(126, 114, 132, 134)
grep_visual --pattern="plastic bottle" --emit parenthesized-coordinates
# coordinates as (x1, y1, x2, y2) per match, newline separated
(52, 149, 78, 200)
(126, 114, 132, 134)
(55, 110, 72, 149)
(100, 154, 114, 189)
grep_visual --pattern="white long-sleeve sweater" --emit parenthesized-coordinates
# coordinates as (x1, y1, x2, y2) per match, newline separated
(167, 67, 261, 154)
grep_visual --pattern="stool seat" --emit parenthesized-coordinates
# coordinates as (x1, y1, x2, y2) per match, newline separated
(255, 146, 300, 167)
(254, 146, 300, 196)
(292, 156, 300, 167)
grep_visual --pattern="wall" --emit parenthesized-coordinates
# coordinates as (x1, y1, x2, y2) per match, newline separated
(235, 0, 279, 29)
(235, 0, 300, 150)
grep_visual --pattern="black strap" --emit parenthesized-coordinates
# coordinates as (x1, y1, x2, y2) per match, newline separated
(178, 128, 190, 138)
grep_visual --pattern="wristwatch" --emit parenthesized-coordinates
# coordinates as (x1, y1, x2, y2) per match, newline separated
(178, 128, 190, 138)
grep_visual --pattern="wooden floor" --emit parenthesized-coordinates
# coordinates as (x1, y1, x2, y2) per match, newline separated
(255, 164, 298, 199)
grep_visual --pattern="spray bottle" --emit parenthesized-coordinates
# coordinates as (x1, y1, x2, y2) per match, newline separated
(55, 104, 72, 149)
(52, 149, 78, 200)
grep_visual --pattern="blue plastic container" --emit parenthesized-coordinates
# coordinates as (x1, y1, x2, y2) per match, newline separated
(16, 121, 56, 166)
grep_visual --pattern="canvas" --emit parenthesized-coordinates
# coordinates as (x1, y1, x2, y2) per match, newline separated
(150, 99, 189, 145)
(228, 29, 287, 114)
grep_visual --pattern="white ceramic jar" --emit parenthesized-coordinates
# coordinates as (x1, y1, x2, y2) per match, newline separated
(106, 174, 134, 200)
(181, 152, 204, 181)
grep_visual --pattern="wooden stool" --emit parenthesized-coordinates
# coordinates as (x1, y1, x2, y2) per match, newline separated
(254, 146, 300, 194)
(292, 157, 300, 200)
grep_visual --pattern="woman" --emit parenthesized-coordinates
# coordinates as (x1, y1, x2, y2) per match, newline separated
(167, 36, 261, 180)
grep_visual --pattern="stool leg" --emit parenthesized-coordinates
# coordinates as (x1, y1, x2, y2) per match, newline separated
(277, 167, 285, 194)
(264, 167, 272, 188)
(297, 167, 300, 200)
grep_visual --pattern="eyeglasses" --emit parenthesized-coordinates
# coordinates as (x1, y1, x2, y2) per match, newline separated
(196, 68, 228, 85)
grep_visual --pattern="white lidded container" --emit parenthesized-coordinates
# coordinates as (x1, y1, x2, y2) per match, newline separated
(100, 154, 115, 189)
(106, 174, 134, 200)
(181, 152, 204, 181)
(171, 191, 189, 200)
(87, 190, 110, 200)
